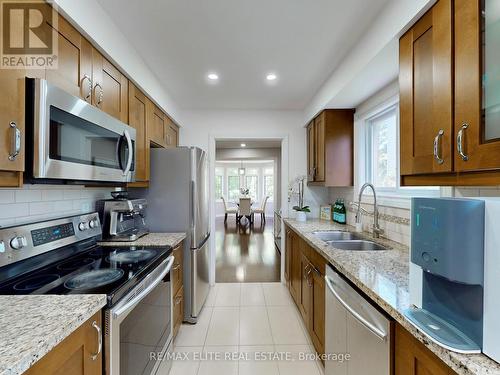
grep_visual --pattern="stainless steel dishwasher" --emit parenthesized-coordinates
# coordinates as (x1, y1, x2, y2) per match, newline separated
(325, 265, 392, 375)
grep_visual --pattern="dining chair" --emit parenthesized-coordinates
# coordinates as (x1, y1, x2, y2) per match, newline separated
(252, 196, 269, 225)
(221, 197, 238, 224)
(238, 197, 252, 225)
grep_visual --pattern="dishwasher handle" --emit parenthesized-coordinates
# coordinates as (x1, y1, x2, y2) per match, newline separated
(325, 275, 387, 341)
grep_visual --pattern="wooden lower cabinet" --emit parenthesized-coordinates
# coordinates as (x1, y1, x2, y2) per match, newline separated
(284, 228, 292, 286)
(172, 241, 184, 338)
(395, 323, 457, 375)
(173, 286, 184, 338)
(284, 224, 326, 356)
(25, 311, 102, 375)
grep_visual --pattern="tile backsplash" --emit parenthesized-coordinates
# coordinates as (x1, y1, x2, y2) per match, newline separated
(0, 185, 113, 227)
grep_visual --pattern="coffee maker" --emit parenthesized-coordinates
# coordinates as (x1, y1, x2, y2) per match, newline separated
(96, 191, 149, 242)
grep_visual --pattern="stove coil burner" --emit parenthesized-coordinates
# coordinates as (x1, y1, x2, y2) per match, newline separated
(13, 274, 60, 291)
(64, 269, 124, 290)
(107, 249, 156, 264)
(57, 257, 95, 271)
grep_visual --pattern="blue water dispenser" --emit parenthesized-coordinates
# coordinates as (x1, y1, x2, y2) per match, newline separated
(405, 197, 485, 353)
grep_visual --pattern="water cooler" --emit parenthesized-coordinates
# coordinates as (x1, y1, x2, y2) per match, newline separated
(406, 197, 485, 353)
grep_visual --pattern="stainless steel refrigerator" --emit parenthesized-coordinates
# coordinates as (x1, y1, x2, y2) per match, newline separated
(138, 147, 210, 323)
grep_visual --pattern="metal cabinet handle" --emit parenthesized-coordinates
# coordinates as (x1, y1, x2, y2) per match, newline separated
(433, 129, 444, 165)
(91, 321, 102, 361)
(94, 82, 103, 105)
(175, 296, 182, 305)
(173, 263, 181, 270)
(457, 123, 469, 161)
(8, 122, 21, 161)
(81, 74, 92, 100)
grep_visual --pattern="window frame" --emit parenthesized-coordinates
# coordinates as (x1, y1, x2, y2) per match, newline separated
(360, 97, 439, 203)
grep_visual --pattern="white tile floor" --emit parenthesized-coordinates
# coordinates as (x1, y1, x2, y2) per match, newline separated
(167, 282, 325, 375)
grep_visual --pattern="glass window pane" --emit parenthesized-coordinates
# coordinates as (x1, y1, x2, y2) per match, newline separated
(245, 176, 258, 201)
(264, 167, 274, 175)
(228, 175, 240, 201)
(371, 110, 397, 188)
(264, 175, 273, 200)
(215, 175, 223, 199)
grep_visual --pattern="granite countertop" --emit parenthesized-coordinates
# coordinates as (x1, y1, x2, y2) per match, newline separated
(283, 218, 500, 375)
(0, 295, 106, 375)
(99, 232, 186, 248)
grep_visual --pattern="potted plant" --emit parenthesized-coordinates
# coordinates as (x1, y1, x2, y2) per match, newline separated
(289, 176, 310, 222)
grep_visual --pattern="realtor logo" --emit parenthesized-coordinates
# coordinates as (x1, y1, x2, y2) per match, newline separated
(1, 0, 58, 69)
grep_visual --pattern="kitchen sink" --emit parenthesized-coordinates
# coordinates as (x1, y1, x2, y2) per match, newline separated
(326, 240, 389, 251)
(312, 230, 363, 242)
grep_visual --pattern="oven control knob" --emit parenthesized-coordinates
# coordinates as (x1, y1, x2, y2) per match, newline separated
(10, 236, 27, 250)
(89, 219, 99, 229)
(78, 222, 89, 231)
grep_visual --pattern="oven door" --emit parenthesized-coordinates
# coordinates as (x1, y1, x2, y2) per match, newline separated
(105, 256, 174, 375)
(31, 78, 136, 183)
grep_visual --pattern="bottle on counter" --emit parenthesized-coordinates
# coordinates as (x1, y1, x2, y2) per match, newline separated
(337, 199, 346, 224)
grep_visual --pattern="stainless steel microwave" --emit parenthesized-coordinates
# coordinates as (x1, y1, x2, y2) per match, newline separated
(26, 78, 136, 184)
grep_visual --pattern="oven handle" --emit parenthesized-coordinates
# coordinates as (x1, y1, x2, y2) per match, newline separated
(122, 129, 133, 176)
(112, 256, 174, 319)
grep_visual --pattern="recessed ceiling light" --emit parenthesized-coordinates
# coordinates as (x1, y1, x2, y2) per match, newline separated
(266, 73, 277, 81)
(207, 73, 219, 81)
(241, 143, 246, 147)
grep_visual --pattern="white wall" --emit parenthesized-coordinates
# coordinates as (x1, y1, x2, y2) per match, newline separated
(180, 109, 330, 219)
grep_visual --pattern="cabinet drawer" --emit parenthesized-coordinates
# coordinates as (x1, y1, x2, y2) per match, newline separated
(173, 286, 184, 338)
(172, 243, 183, 296)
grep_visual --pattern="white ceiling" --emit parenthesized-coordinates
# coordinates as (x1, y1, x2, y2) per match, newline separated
(96, 0, 390, 110)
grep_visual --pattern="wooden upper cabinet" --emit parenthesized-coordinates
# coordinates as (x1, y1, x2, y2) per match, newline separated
(92, 49, 128, 123)
(148, 100, 167, 147)
(128, 83, 149, 182)
(399, 0, 453, 176)
(307, 121, 315, 182)
(165, 117, 179, 148)
(24, 312, 102, 375)
(45, 14, 93, 102)
(314, 114, 326, 182)
(307, 109, 354, 187)
(454, 0, 500, 172)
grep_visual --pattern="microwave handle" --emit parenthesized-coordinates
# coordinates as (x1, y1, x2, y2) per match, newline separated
(122, 130, 133, 176)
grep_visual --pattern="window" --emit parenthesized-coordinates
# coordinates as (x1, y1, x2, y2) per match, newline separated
(264, 175, 273, 200)
(215, 175, 223, 199)
(367, 108, 397, 189)
(363, 101, 439, 199)
(245, 175, 258, 200)
(228, 175, 240, 201)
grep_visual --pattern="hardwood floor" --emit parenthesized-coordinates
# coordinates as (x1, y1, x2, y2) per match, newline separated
(215, 216, 281, 283)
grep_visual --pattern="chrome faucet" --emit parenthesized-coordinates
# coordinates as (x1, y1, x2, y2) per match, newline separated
(352, 183, 384, 238)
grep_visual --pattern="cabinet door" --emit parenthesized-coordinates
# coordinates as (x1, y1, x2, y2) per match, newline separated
(399, 0, 453, 175)
(173, 286, 184, 338)
(310, 267, 325, 356)
(165, 118, 179, 148)
(290, 232, 301, 305)
(45, 14, 93, 102)
(172, 242, 183, 296)
(314, 114, 325, 182)
(395, 324, 456, 375)
(25, 312, 102, 375)
(284, 229, 291, 286)
(454, 0, 500, 172)
(298, 253, 312, 324)
(307, 121, 315, 182)
(147, 100, 166, 147)
(128, 83, 149, 182)
(92, 49, 128, 123)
